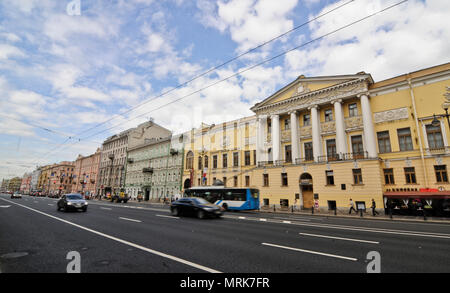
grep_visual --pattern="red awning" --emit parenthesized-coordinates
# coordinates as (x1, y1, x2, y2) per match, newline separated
(384, 191, 450, 199)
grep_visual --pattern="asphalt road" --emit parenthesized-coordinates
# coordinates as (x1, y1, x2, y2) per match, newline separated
(1, 193, 449, 273)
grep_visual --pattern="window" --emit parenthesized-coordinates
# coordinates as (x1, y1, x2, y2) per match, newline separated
(281, 173, 288, 186)
(233, 152, 239, 167)
(213, 155, 218, 169)
(326, 139, 337, 161)
(352, 168, 363, 184)
(304, 142, 313, 161)
(351, 135, 364, 158)
(223, 154, 228, 168)
(245, 151, 251, 166)
(377, 131, 391, 153)
(326, 170, 334, 185)
(267, 120, 272, 133)
(348, 103, 358, 117)
(186, 151, 194, 170)
(245, 176, 250, 187)
(324, 109, 333, 122)
(397, 128, 413, 151)
(303, 114, 310, 126)
(204, 156, 208, 168)
(198, 156, 202, 170)
(253, 150, 256, 165)
(284, 118, 290, 130)
(233, 176, 238, 187)
(263, 174, 269, 187)
(285, 145, 292, 162)
(435, 165, 448, 183)
(426, 124, 444, 149)
(384, 168, 395, 185)
(404, 167, 417, 184)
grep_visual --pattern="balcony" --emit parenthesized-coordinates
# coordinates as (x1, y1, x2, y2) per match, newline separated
(426, 146, 450, 155)
(170, 148, 178, 156)
(257, 161, 273, 168)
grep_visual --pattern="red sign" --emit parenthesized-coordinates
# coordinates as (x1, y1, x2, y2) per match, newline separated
(419, 188, 439, 192)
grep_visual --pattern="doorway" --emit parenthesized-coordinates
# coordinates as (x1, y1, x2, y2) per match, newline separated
(299, 173, 314, 209)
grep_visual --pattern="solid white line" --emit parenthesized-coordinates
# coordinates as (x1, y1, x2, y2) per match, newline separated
(262, 243, 358, 261)
(100, 207, 112, 210)
(299, 233, 380, 244)
(156, 214, 179, 219)
(289, 221, 450, 239)
(48, 204, 53, 206)
(238, 216, 246, 219)
(259, 218, 267, 222)
(119, 217, 142, 223)
(282, 221, 292, 224)
(0, 197, 221, 273)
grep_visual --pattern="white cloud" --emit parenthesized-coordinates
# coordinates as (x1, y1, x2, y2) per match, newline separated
(197, 0, 299, 53)
(285, 0, 450, 80)
(0, 44, 26, 60)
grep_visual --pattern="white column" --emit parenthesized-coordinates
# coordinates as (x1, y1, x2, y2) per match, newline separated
(333, 99, 347, 158)
(359, 93, 377, 158)
(310, 105, 322, 162)
(271, 114, 281, 164)
(256, 115, 267, 164)
(290, 111, 300, 163)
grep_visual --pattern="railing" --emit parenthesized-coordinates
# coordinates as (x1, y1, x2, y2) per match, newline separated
(257, 161, 273, 167)
(295, 157, 314, 164)
(425, 146, 450, 154)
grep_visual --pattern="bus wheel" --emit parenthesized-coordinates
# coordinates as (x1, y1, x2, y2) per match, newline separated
(222, 203, 228, 211)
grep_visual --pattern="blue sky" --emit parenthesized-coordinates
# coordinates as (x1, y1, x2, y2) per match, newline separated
(0, 0, 449, 179)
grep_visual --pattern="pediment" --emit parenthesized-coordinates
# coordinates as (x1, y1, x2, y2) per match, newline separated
(251, 73, 374, 113)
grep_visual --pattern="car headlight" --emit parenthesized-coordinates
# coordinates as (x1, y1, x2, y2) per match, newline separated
(67, 202, 73, 205)
(84, 202, 88, 205)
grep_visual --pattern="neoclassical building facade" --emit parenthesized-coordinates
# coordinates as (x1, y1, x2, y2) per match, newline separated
(183, 62, 450, 213)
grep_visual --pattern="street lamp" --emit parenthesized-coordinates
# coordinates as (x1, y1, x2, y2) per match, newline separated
(431, 87, 450, 130)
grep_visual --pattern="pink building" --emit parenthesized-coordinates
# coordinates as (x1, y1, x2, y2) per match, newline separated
(19, 173, 32, 194)
(72, 148, 101, 197)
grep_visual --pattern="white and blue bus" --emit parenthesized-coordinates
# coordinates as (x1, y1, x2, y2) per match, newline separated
(184, 186, 260, 211)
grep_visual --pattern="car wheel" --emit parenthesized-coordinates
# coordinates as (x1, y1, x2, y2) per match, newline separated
(171, 207, 179, 216)
(82, 207, 87, 212)
(197, 210, 205, 219)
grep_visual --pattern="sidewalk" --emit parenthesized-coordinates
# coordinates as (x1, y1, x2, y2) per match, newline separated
(255, 207, 450, 224)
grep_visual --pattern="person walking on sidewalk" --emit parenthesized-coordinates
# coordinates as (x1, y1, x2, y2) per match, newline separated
(348, 198, 357, 214)
(371, 199, 379, 216)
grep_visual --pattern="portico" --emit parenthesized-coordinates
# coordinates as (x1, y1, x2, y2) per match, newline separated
(253, 73, 378, 166)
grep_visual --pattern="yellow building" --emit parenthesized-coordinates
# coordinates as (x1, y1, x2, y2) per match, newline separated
(183, 63, 450, 216)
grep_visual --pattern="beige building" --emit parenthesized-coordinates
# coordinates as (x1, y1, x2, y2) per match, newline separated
(183, 63, 450, 216)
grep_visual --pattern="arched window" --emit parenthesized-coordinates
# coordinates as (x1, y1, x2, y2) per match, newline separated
(186, 151, 194, 169)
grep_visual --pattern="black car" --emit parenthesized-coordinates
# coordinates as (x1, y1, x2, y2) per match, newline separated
(170, 197, 223, 219)
(57, 193, 88, 212)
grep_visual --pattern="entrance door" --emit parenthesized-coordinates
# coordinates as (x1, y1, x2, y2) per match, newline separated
(302, 185, 314, 209)
(299, 173, 314, 209)
(145, 189, 150, 201)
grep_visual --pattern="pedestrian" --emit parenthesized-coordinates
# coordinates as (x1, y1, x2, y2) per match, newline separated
(371, 199, 379, 216)
(348, 198, 357, 214)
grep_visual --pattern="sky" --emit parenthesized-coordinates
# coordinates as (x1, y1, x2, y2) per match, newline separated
(0, 0, 449, 180)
